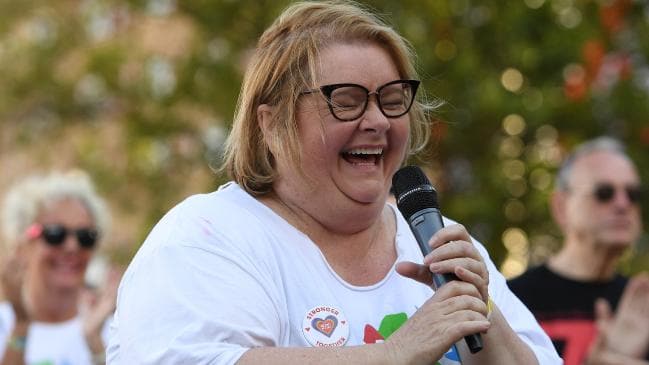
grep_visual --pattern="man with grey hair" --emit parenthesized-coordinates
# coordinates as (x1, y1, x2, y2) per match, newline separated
(509, 136, 649, 365)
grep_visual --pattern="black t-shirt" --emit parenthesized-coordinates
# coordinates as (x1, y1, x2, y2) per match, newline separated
(508, 264, 635, 365)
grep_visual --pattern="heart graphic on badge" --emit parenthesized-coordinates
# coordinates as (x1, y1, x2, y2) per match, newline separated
(311, 315, 338, 337)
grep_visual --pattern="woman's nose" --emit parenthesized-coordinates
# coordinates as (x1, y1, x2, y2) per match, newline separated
(359, 96, 391, 132)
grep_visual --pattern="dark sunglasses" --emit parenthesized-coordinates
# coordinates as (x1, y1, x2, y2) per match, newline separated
(593, 184, 643, 204)
(26, 223, 99, 249)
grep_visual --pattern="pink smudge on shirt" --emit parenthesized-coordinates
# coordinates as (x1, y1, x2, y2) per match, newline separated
(200, 217, 214, 237)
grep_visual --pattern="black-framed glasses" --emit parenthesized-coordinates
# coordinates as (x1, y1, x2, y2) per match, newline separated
(301, 79, 420, 121)
(26, 223, 99, 249)
(593, 183, 643, 204)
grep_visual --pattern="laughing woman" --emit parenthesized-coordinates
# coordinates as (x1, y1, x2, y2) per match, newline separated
(108, 1, 561, 364)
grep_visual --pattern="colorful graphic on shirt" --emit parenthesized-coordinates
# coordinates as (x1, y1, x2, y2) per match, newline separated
(362, 312, 407, 343)
(302, 305, 349, 347)
(363, 312, 461, 365)
(312, 315, 338, 337)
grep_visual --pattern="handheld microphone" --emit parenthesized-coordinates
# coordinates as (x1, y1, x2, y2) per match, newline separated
(392, 165, 484, 354)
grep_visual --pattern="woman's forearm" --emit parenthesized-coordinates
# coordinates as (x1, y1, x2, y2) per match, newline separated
(238, 308, 537, 365)
(238, 343, 397, 365)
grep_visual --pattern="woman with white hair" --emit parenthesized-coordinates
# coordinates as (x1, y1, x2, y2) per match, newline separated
(0, 170, 117, 365)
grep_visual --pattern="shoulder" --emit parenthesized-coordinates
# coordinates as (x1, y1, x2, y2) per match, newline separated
(120, 183, 275, 287)
(173, 182, 262, 224)
(606, 274, 630, 309)
(125, 183, 287, 282)
(507, 264, 557, 304)
(612, 273, 630, 288)
(146, 182, 272, 251)
(507, 265, 549, 287)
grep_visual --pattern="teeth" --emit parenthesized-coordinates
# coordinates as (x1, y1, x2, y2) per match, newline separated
(346, 147, 383, 155)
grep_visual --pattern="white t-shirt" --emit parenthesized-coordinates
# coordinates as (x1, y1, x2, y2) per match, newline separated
(0, 302, 109, 365)
(107, 182, 560, 364)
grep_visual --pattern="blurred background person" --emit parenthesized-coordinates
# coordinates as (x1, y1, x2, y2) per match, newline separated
(508, 136, 649, 365)
(0, 170, 119, 365)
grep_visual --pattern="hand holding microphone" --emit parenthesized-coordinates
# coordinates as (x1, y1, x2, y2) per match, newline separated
(392, 166, 488, 355)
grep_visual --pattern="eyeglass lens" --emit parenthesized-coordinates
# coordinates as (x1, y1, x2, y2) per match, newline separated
(41, 224, 99, 249)
(327, 80, 417, 121)
(594, 184, 643, 204)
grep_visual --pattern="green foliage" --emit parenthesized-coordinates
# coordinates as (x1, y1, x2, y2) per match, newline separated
(1, 0, 648, 274)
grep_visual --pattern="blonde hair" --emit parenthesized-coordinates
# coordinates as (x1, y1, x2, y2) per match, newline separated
(221, 0, 433, 196)
(1, 170, 110, 251)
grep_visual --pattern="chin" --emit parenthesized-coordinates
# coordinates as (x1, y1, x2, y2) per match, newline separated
(601, 238, 634, 252)
(347, 187, 386, 205)
(47, 270, 87, 291)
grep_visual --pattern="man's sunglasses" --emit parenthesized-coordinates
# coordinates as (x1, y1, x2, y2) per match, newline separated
(593, 183, 643, 204)
(26, 223, 99, 249)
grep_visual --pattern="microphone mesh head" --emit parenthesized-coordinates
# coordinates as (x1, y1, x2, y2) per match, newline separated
(392, 166, 439, 219)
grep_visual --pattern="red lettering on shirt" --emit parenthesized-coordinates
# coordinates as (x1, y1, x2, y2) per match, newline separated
(541, 319, 596, 365)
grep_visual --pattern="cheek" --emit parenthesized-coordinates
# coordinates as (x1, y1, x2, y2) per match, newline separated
(631, 210, 643, 228)
(79, 251, 93, 265)
(25, 247, 54, 280)
(565, 202, 591, 226)
(308, 127, 346, 162)
(390, 120, 410, 153)
(28, 244, 50, 266)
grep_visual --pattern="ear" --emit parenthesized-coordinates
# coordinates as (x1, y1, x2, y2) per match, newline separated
(257, 103, 276, 152)
(550, 190, 567, 230)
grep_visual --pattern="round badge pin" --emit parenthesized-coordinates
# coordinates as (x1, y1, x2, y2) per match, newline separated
(302, 305, 349, 347)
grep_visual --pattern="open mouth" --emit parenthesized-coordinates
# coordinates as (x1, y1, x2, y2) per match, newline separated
(341, 147, 384, 165)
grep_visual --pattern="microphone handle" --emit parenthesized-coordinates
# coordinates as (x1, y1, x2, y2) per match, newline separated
(408, 208, 484, 354)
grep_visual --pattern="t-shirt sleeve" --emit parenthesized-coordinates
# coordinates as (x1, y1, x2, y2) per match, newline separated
(474, 240, 563, 365)
(107, 204, 285, 365)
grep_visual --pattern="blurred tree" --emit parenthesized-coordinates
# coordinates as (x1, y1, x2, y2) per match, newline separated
(1, 0, 647, 275)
